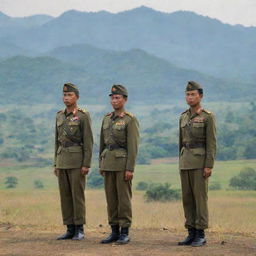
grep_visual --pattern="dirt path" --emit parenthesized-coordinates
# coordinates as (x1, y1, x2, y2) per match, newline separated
(0, 226, 255, 256)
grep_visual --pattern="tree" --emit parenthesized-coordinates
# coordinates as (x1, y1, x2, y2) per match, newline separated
(229, 167, 256, 190)
(87, 169, 104, 189)
(5, 176, 18, 188)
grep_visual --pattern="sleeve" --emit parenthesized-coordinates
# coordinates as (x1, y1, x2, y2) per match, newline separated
(126, 116, 140, 172)
(81, 112, 94, 167)
(99, 119, 106, 168)
(179, 116, 182, 153)
(54, 118, 58, 167)
(205, 113, 217, 168)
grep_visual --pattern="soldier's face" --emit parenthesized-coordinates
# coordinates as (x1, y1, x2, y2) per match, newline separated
(186, 90, 203, 107)
(63, 92, 78, 106)
(110, 95, 127, 110)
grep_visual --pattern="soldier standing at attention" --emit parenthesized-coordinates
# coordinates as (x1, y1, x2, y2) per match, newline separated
(178, 81, 216, 247)
(54, 83, 93, 241)
(99, 85, 139, 245)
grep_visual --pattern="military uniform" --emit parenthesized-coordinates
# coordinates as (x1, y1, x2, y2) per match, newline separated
(54, 83, 93, 240)
(178, 81, 216, 246)
(100, 85, 139, 244)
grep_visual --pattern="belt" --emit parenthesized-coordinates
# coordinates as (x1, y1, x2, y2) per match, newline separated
(183, 142, 205, 149)
(61, 141, 81, 148)
(106, 144, 126, 151)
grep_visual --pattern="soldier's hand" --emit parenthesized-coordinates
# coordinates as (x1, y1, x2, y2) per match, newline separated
(54, 168, 59, 177)
(81, 167, 89, 176)
(99, 169, 105, 176)
(125, 170, 133, 181)
(203, 168, 212, 178)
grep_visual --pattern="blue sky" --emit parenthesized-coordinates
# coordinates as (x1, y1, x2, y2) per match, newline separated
(0, 0, 255, 27)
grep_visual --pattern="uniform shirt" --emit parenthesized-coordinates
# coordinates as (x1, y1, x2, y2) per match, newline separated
(99, 111, 139, 172)
(54, 108, 93, 169)
(179, 108, 216, 170)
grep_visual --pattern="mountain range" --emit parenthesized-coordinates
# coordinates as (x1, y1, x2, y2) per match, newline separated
(0, 7, 255, 104)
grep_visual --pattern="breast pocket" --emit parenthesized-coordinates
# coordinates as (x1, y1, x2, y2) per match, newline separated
(113, 125, 126, 140)
(192, 122, 205, 138)
(68, 122, 80, 135)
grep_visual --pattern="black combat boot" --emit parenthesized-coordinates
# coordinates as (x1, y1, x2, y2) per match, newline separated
(72, 225, 85, 240)
(101, 225, 120, 244)
(57, 224, 75, 240)
(116, 227, 130, 245)
(178, 228, 196, 245)
(191, 229, 206, 247)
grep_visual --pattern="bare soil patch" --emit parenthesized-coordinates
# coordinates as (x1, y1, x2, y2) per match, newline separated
(0, 226, 255, 256)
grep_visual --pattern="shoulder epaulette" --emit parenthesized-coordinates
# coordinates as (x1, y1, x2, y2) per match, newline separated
(125, 111, 134, 118)
(105, 112, 113, 117)
(181, 109, 189, 115)
(78, 108, 87, 114)
(202, 109, 211, 114)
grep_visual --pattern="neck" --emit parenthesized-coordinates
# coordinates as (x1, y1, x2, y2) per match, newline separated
(114, 108, 125, 116)
(190, 104, 201, 114)
(66, 104, 77, 113)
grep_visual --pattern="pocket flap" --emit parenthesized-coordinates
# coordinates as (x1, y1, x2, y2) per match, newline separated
(193, 122, 205, 128)
(115, 151, 127, 158)
(68, 146, 82, 153)
(190, 148, 205, 156)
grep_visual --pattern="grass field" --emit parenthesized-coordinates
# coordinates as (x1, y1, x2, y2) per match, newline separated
(0, 160, 256, 237)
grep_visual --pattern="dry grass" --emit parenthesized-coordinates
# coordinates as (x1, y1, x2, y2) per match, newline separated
(0, 189, 255, 237)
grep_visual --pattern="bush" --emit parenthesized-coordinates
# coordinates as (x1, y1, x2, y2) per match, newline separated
(229, 167, 256, 190)
(136, 181, 149, 191)
(144, 183, 180, 202)
(34, 179, 44, 189)
(5, 176, 18, 188)
(87, 169, 104, 189)
(209, 181, 221, 190)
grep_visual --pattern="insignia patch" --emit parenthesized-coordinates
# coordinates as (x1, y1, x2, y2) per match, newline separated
(70, 116, 79, 122)
(112, 87, 117, 92)
(193, 117, 204, 123)
(116, 121, 125, 126)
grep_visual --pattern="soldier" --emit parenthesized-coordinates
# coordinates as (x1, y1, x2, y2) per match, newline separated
(99, 85, 139, 245)
(54, 82, 93, 241)
(178, 81, 216, 247)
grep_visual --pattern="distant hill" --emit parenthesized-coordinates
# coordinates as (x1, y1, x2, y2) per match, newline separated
(0, 47, 254, 105)
(1, 7, 256, 82)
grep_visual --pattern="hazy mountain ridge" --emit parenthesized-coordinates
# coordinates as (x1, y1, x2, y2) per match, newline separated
(0, 6, 256, 82)
(0, 45, 254, 105)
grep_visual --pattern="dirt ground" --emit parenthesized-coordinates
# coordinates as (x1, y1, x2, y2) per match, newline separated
(0, 225, 255, 256)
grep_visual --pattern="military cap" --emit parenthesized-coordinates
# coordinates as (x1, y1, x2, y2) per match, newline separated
(109, 84, 128, 97)
(63, 82, 79, 97)
(186, 81, 203, 93)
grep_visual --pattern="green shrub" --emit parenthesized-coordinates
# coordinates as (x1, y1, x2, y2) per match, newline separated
(34, 179, 44, 189)
(136, 181, 149, 191)
(229, 167, 256, 190)
(5, 176, 18, 188)
(209, 181, 221, 190)
(144, 183, 180, 202)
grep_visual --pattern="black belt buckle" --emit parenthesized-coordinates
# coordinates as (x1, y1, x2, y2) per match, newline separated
(107, 144, 113, 151)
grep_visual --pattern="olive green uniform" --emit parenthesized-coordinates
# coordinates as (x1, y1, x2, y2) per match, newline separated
(99, 111, 139, 227)
(54, 108, 93, 225)
(179, 108, 216, 230)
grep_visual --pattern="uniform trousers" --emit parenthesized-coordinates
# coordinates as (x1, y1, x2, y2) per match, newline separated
(104, 171, 132, 228)
(58, 168, 86, 225)
(180, 169, 208, 230)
